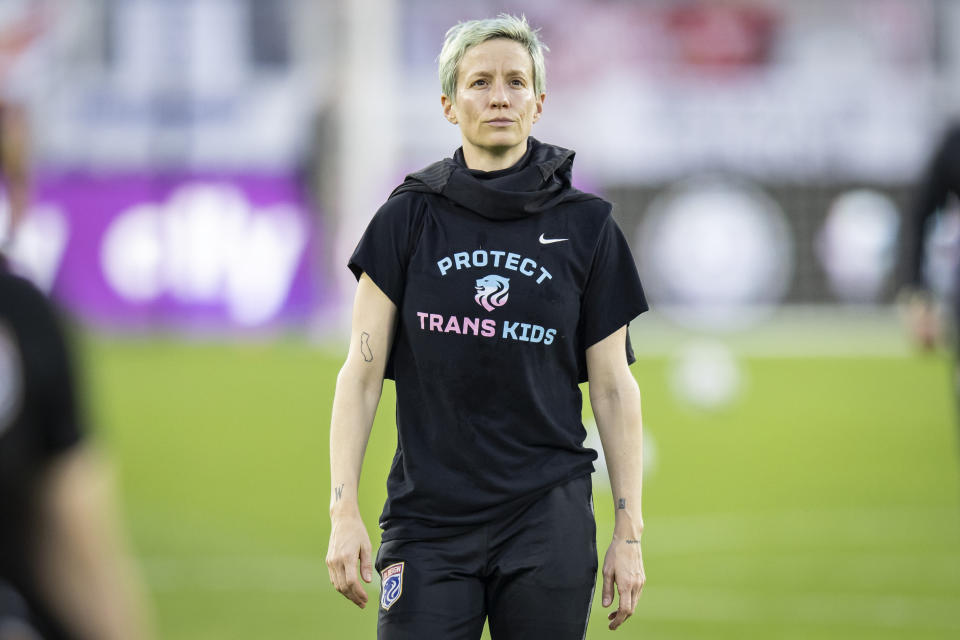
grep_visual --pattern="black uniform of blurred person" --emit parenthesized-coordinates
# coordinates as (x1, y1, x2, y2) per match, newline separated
(904, 125, 960, 363)
(326, 15, 647, 639)
(0, 107, 151, 640)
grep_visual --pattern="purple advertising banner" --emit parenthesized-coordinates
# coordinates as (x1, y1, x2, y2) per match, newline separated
(8, 172, 323, 331)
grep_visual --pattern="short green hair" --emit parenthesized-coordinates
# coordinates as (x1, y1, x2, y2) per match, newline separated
(438, 14, 548, 103)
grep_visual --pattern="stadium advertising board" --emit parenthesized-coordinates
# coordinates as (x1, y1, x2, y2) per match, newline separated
(5, 173, 321, 330)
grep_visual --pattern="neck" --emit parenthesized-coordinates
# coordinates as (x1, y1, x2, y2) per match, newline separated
(461, 139, 529, 172)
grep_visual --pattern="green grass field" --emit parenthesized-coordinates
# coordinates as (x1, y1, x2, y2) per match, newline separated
(77, 325, 960, 639)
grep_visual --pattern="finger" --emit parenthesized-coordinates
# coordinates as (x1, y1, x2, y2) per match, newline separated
(601, 568, 614, 607)
(344, 553, 370, 607)
(326, 557, 337, 587)
(621, 586, 635, 616)
(348, 581, 369, 608)
(609, 606, 631, 630)
(609, 586, 633, 630)
(341, 566, 369, 608)
(330, 555, 355, 602)
(328, 557, 345, 594)
(360, 543, 373, 583)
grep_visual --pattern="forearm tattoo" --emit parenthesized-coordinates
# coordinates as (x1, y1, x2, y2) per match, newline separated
(334, 483, 344, 502)
(618, 498, 626, 510)
(626, 539, 640, 544)
(360, 332, 373, 362)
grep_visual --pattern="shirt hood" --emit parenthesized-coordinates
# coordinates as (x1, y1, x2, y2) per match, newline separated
(390, 137, 597, 220)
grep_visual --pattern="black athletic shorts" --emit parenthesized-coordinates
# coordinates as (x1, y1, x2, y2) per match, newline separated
(375, 475, 597, 640)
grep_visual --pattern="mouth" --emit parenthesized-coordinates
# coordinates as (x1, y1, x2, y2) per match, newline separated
(485, 119, 515, 127)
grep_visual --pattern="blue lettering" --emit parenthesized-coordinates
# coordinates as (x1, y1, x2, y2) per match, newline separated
(519, 323, 531, 342)
(436, 251, 552, 285)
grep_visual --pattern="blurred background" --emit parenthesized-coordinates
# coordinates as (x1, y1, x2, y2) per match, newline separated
(1, 0, 959, 638)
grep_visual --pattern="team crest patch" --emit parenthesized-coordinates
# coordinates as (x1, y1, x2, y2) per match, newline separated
(474, 274, 510, 312)
(380, 562, 405, 610)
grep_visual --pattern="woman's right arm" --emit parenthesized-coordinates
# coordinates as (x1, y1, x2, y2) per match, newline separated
(326, 273, 398, 609)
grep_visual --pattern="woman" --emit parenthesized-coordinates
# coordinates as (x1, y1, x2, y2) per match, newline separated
(1, 210, 153, 639)
(327, 14, 647, 639)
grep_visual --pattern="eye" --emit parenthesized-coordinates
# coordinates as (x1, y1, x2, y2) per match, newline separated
(471, 79, 487, 87)
(511, 79, 525, 87)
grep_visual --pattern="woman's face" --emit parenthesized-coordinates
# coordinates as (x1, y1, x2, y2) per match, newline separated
(442, 38, 544, 169)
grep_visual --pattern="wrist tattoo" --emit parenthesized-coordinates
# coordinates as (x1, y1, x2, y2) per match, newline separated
(334, 483, 344, 501)
(618, 498, 626, 510)
(626, 539, 640, 544)
(360, 333, 373, 362)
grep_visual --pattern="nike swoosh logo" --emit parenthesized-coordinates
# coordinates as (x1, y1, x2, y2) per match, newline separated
(539, 234, 568, 244)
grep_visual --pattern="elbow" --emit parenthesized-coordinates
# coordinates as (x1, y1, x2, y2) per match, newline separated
(590, 373, 639, 408)
(336, 359, 383, 398)
(590, 383, 642, 430)
(589, 384, 621, 409)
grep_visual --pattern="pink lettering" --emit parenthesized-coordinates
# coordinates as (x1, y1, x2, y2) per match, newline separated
(462, 317, 480, 335)
(444, 316, 462, 334)
(417, 312, 429, 330)
(481, 319, 496, 337)
(429, 314, 443, 332)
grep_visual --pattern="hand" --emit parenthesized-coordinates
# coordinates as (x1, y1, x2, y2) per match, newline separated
(326, 512, 373, 608)
(601, 535, 645, 630)
(899, 289, 941, 351)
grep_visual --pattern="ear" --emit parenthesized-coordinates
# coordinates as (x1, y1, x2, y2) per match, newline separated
(441, 94, 458, 125)
(532, 92, 546, 123)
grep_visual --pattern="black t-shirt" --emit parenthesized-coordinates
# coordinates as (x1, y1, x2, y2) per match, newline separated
(906, 124, 960, 289)
(0, 261, 83, 639)
(349, 139, 648, 540)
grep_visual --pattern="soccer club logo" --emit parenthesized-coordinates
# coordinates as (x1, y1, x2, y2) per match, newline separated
(380, 562, 405, 611)
(474, 275, 510, 312)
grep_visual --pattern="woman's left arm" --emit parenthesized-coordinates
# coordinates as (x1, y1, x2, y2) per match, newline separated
(586, 325, 646, 631)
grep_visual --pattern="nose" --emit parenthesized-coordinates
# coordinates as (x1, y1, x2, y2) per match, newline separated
(489, 81, 510, 108)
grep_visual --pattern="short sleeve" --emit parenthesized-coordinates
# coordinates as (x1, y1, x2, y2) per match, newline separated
(348, 195, 422, 307)
(580, 215, 648, 355)
(0, 275, 84, 457)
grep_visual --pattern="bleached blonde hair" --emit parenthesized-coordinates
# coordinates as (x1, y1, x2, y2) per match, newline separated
(438, 14, 548, 103)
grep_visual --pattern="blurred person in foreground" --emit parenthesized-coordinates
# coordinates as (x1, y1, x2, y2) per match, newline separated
(326, 14, 647, 638)
(903, 125, 960, 359)
(0, 123, 151, 640)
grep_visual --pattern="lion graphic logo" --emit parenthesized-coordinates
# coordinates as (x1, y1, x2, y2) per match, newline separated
(475, 275, 510, 312)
